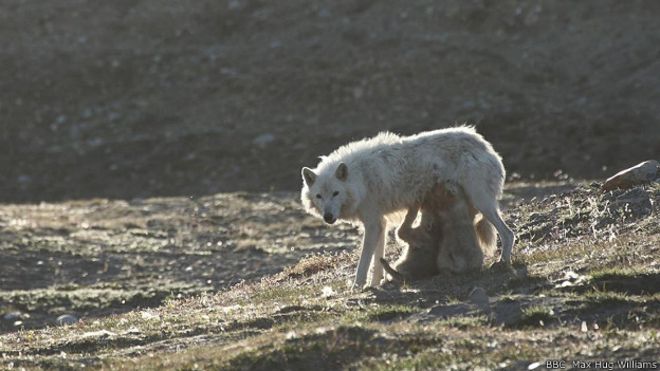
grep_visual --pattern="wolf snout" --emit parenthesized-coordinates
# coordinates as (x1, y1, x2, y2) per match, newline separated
(323, 212, 337, 224)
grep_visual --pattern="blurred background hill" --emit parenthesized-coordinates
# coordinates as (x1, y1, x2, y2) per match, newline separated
(1, 0, 658, 202)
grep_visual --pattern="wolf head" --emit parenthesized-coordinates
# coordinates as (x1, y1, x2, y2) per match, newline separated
(300, 162, 353, 224)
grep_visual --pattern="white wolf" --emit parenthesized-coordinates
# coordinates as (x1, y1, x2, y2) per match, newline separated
(300, 126, 515, 288)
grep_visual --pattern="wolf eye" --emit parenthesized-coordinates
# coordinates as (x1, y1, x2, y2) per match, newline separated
(332, 191, 339, 197)
(316, 194, 322, 199)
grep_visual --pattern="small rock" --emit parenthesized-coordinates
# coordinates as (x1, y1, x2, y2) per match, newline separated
(602, 160, 659, 191)
(3, 311, 24, 321)
(56, 314, 79, 326)
(80, 330, 116, 339)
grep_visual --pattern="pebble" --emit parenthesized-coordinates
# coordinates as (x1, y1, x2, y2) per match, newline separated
(56, 314, 79, 326)
(80, 330, 116, 339)
(3, 311, 24, 321)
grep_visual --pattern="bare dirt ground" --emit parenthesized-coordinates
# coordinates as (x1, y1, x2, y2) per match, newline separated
(0, 192, 356, 334)
(0, 0, 659, 369)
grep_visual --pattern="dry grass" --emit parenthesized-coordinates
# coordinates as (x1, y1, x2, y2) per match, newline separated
(1, 183, 658, 370)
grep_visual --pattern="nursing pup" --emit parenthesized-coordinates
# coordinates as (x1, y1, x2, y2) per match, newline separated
(381, 182, 494, 283)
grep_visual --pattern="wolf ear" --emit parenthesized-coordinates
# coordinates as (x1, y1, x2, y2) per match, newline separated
(302, 167, 316, 186)
(335, 162, 348, 181)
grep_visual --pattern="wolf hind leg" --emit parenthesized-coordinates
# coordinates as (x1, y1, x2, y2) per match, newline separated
(465, 186, 515, 263)
(370, 226, 386, 285)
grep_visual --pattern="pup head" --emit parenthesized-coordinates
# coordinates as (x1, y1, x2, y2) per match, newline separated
(300, 162, 350, 224)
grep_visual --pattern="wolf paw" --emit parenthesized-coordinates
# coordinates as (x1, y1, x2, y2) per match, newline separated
(349, 280, 368, 292)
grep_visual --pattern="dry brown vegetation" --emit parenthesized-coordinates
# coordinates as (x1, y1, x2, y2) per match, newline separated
(1, 183, 658, 369)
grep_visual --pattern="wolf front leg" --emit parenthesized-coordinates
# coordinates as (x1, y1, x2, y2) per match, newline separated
(353, 216, 386, 289)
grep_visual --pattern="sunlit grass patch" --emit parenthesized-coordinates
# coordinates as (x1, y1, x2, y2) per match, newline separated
(581, 290, 632, 306)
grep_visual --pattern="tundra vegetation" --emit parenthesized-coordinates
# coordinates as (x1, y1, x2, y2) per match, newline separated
(1, 183, 658, 369)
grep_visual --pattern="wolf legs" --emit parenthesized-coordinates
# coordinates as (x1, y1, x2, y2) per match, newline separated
(463, 182, 515, 264)
(354, 215, 386, 289)
(396, 206, 420, 242)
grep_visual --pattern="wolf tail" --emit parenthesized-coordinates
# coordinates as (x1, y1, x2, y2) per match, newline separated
(475, 216, 497, 257)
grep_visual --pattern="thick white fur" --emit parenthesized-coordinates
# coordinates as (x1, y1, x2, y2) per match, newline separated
(300, 126, 515, 288)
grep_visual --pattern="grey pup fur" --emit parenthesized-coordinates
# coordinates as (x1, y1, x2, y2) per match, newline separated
(382, 182, 493, 283)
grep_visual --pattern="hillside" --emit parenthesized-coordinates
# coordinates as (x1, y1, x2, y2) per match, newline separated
(1, 0, 659, 202)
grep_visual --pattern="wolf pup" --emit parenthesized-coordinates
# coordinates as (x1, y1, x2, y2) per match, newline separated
(300, 127, 515, 289)
(380, 203, 442, 283)
(434, 182, 491, 274)
(381, 182, 494, 283)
